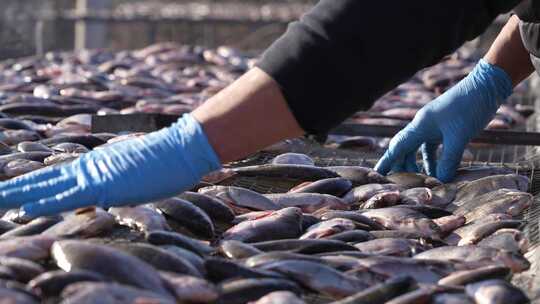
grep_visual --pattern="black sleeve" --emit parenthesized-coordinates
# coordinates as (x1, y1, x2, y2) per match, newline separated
(256, 0, 523, 135)
(514, 0, 540, 22)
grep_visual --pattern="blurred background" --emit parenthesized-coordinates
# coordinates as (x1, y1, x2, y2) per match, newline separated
(0, 0, 318, 60)
(0, 0, 510, 61)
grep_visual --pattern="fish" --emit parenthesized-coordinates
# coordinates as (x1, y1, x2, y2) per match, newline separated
(51, 240, 172, 296)
(432, 293, 475, 304)
(0, 235, 55, 261)
(178, 191, 235, 223)
(204, 257, 283, 282)
(218, 240, 263, 259)
(361, 207, 442, 238)
(271, 153, 315, 166)
(433, 215, 466, 236)
(218, 278, 302, 304)
(0, 287, 39, 304)
(326, 135, 378, 150)
(2, 159, 44, 178)
(42, 207, 115, 238)
(386, 173, 442, 188)
(111, 242, 202, 277)
(0, 129, 41, 145)
(0, 257, 43, 284)
(477, 228, 529, 254)
(393, 204, 453, 218)
(300, 218, 356, 239)
(330, 276, 416, 304)
(145, 230, 214, 256)
(354, 238, 430, 257)
(444, 213, 513, 245)
(259, 259, 369, 299)
(159, 245, 206, 275)
(385, 285, 463, 304)
(233, 164, 338, 181)
(265, 193, 349, 213)
(326, 230, 375, 243)
(108, 205, 171, 232)
(251, 239, 357, 254)
(60, 282, 175, 304)
(452, 174, 529, 206)
(465, 279, 529, 304)
(160, 272, 219, 303)
(326, 166, 388, 185)
(0, 220, 19, 234)
(345, 256, 456, 284)
(38, 134, 106, 149)
(457, 220, 523, 246)
(360, 190, 401, 209)
(414, 245, 530, 273)
(430, 184, 458, 208)
(288, 177, 353, 197)
(317, 210, 385, 230)
(43, 152, 81, 165)
(1, 209, 35, 224)
(452, 166, 515, 184)
(51, 142, 89, 153)
(245, 252, 325, 268)
(438, 265, 511, 286)
(400, 187, 432, 205)
(199, 186, 280, 212)
(454, 190, 532, 222)
(249, 291, 305, 304)
(222, 207, 303, 243)
(369, 230, 447, 246)
(152, 197, 215, 239)
(16, 141, 52, 153)
(0, 216, 59, 239)
(27, 270, 105, 297)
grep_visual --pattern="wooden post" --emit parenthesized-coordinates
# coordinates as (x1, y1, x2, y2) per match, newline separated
(75, 0, 111, 50)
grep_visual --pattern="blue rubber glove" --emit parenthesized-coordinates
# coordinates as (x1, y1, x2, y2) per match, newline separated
(375, 59, 512, 182)
(0, 114, 221, 217)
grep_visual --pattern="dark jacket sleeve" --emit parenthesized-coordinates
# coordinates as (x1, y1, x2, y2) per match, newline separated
(256, 0, 523, 135)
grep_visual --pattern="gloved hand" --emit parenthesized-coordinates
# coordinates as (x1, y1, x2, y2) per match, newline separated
(375, 59, 512, 182)
(0, 114, 221, 217)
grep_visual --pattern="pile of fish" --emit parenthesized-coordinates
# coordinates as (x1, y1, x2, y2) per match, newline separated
(0, 42, 534, 302)
(328, 51, 534, 151)
(0, 150, 532, 303)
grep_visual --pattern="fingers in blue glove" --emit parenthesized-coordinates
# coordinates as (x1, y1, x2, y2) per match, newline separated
(437, 136, 467, 183)
(0, 175, 76, 209)
(404, 152, 419, 173)
(0, 166, 63, 193)
(421, 142, 439, 177)
(21, 186, 92, 217)
(375, 127, 423, 175)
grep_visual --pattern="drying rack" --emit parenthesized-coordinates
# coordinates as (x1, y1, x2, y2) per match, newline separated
(90, 76, 540, 300)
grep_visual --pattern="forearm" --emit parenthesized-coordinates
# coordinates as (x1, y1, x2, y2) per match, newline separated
(192, 67, 304, 164)
(484, 15, 534, 87)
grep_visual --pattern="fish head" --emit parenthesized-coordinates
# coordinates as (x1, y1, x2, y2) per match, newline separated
(497, 251, 530, 273)
(424, 177, 442, 188)
(367, 171, 389, 184)
(409, 218, 442, 239)
(507, 193, 533, 216)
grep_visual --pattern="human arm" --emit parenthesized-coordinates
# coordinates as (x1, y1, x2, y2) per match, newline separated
(0, 0, 524, 216)
(375, 15, 535, 182)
